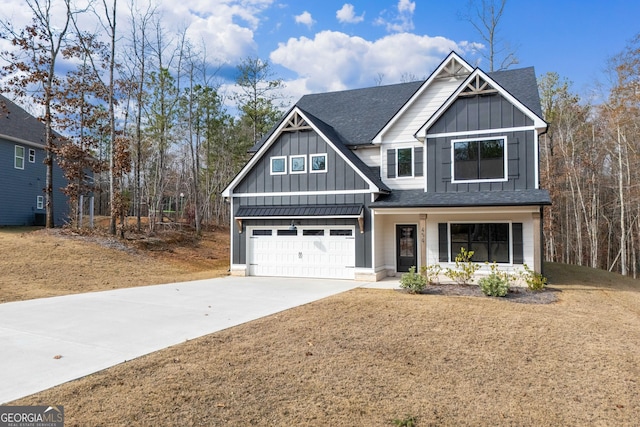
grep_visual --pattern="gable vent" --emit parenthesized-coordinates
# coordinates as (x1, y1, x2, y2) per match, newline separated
(460, 75, 498, 97)
(435, 58, 470, 80)
(283, 111, 312, 132)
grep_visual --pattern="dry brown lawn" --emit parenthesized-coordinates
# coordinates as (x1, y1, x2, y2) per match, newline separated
(2, 227, 640, 426)
(0, 226, 229, 303)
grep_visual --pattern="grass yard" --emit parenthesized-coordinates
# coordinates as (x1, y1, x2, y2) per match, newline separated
(2, 227, 640, 426)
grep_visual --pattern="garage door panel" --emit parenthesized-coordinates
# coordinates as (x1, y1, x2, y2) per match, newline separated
(248, 227, 355, 279)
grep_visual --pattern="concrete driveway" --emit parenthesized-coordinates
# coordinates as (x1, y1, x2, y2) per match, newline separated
(0, 276, 366, 404)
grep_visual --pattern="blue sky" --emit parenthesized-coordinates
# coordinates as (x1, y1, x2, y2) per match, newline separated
(1, 0, 638, 106)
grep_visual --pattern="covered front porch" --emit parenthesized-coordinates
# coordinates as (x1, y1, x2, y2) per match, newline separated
(367, 206, 543, 281)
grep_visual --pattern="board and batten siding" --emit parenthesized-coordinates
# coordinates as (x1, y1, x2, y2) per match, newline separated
(426, 130, 536, 192)
(0, 139, 68, 226)
(427, 94, 534, 135)
(234, 130, 368, 194)
(425, 93, 538, 193)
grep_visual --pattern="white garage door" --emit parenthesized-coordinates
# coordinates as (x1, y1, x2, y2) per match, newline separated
(248, 227, 356, 279)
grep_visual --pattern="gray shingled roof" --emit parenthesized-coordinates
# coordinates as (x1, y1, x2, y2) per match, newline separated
(0, 94, 48, 146)
(370, 189, 551, 208)
(489, 67, 543, 118)
(295, 80, 423, 146)
(251, 65, 542, 153)
(299, 108, 391, 193)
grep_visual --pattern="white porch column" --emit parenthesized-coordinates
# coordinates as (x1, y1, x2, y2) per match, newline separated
(533, 211, 541, 273)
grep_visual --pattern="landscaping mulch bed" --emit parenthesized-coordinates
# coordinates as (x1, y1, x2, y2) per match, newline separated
(417, 283, 559, 304)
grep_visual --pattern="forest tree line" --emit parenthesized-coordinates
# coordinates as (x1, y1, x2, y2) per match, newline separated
(2, 1, 640, 277)
(0, 0, 284, 236)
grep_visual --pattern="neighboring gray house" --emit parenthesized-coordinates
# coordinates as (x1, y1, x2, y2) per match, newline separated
(0, 94, 68, 226)
(222, 52, 550, 281)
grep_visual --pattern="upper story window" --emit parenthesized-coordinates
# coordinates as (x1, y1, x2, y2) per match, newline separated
(397, 148, 412, 177)
(452, 137, 507, 183)
(37, 196, 44, 210)
(290, 155, 306, 174)
(387, 146, 423, 179)
(270, 156, 287, 175)
(310, 153, 327, 173)
(15, 145, 25, 170)
(29, 149, 36, 163)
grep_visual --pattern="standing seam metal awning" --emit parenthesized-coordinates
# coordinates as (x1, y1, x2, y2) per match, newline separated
(236, 204, 363, 218)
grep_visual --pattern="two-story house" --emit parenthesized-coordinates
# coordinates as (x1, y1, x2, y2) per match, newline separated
(222, 52, 550, 281)
(0, 94, 69, 226)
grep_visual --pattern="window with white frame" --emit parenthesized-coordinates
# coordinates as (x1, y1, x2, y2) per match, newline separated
(290, 155, 306, 174)
(396, 147, 413, 177)
(270, 156, 287, 175)
(310, 153, 327, 173)
(452, 137, 506, 182)
(14, 145, 25, 170)
(29, 149, 36, 163)
(37, 196, 44, 210)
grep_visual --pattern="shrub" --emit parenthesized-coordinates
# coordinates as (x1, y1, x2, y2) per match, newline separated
(445, 247, 480, 284)
(399, 266, 427, 294)
(520, 264, 548, 291)
(391, 415, 418, 427)
(420, 263, 442, 284)
(479, 272, 509, 297)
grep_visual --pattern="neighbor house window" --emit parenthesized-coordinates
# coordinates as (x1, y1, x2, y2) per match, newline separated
(310, 153, 327, 173)
(29, 149, 36, 163)
(290, 155, 306, 173)
(397, 147, 413, 177)
(270, 156, 287, 175)
(450, 223, 510, 263)
(37, 196, 44, 210)
(15, 146, 25, 169)
(452, 137, 506, 182)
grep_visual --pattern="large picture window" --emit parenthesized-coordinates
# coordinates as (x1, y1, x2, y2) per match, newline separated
(452, 137, 506, 182)
(450, 223, 510, 263)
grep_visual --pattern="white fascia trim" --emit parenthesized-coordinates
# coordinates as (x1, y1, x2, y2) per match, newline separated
(223, 106, 381, 197)
(534, 129, 540, 189)
(372, 52, 474, 144)
(229, 197, 235, 267)
(232, 189, 372, 198)
(415, 68, 547, 140)
(426, 125, 537, 139)
(1, 134, 44, 149)
(371, 206, 539, 215)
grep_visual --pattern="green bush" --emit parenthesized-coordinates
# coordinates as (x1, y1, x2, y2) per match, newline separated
(520, 264, 548, 291)
(420, 263, 442, 284)
(479, 272, 509, 297)
(400, 266, 427, 294)
(445, 247, 480, 284)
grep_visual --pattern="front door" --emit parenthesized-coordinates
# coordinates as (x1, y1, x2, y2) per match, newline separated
(396, 224, 417, 273)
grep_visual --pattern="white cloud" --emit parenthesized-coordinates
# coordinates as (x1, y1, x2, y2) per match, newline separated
(376, 0, 416, 33)
(336, 4, 365, 24)
(294, 11, 315, 28)
(398, 0, 416, 14)
(270, 30, 480, 97)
